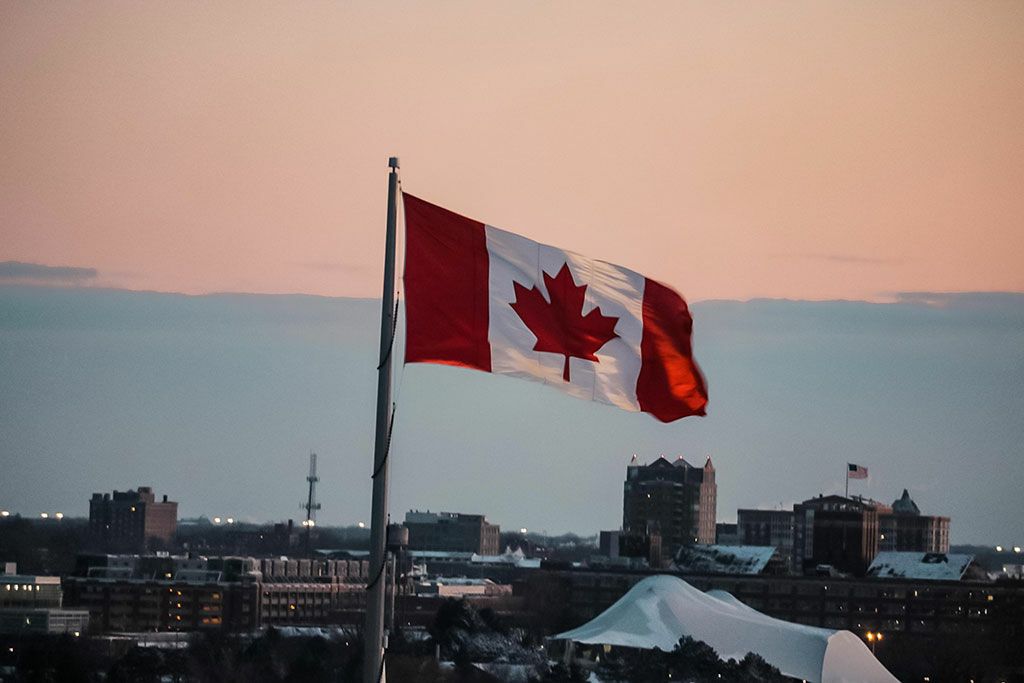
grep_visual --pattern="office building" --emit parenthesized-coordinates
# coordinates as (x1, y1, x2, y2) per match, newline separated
(0, 564, 90, 635)
(63, 554, 369, 632)
(404, 511, 500, 555)
(622, 456, 717, 560)
(878, 490, 950, 554)
(737, 509, 794, 552)
(792, 495, 879, 576)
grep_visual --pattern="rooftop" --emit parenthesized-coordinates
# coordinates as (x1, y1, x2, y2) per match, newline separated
(866, 552, 975, 581)
(673, 545, 778, 575)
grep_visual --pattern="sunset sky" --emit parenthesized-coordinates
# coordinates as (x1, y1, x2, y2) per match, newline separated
(2, 4, 1023, 543)
(2, 2, 1023, 301)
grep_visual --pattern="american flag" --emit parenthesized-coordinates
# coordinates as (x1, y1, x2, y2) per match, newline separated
(847, 463, 868, 479)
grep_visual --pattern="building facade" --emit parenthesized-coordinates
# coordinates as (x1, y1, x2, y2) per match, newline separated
(89, 487, 178, 552)
(0, 567, 90, 635)
(622, 456, 717, 560)
(793, 495, 880, 576)
(404, 511, 501, 555)
(737, 509, 794, 553)
(63, 554, 369, 632)
(878, 490, 950, 554)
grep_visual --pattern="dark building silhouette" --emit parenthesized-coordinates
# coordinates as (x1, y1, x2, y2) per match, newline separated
(878, 489, 950, 553)
(622, 456, 717, 561)
(404, 511, 500, 555)
(793, 495, 879, 576)
(714, 522, 739, 545)
(737, 509, 794, 566)
(598, 529, 663, 567)
(64, 554, 368, 632)
(88, 487, 178, 552)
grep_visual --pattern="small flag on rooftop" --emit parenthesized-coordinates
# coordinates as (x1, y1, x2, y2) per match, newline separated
(847, 463, 869, 479)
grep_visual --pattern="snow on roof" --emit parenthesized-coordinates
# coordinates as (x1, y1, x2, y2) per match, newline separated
(672, 544, 777, 575)
(866, 552, 974, 581)
(552, 574, 897, 683)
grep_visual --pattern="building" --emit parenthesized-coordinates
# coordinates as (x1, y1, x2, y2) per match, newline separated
(598, 530, 662, 568)
(403, 511, 500, 555)
(622, 456, 716, 561)
(737, 509, 794, 555)
(878, 490, 950, 554)
(63, 554, 369, 632)
(523, 566, 1024, 676)
(792, 495, 880, 576)
(0, 564, 90, 635)
(89, 486, 178, 552)
(714, 523, 739, 546)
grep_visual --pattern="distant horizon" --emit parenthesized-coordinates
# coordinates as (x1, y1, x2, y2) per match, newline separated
(4, 262, 1024, 305)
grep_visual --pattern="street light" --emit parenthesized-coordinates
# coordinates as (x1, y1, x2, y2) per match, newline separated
(213, 517, 222, 524)
(226, 518, 235, 525)
(0, 511, 9, 517)
(1015, 546, 1022, 554)
(54, 513, 64, 520)
(39, 513, 48, 519)
(520, 528, 528, 534)
(996, 546, 1004, 552)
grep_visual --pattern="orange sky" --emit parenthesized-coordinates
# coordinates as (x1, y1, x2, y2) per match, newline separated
(2, 2, 1022, 301)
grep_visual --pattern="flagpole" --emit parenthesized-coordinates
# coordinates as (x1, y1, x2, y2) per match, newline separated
(364, 156, 400, 683)
(845, 464, 849, 499)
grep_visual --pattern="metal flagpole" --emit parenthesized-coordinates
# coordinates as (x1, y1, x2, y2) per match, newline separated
(364, 156, 400, 683)
(845, 464, 849, 498)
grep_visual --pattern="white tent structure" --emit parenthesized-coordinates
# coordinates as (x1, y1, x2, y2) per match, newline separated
(552, 575, 897, 683)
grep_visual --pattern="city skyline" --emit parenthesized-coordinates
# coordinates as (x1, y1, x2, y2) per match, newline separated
(2, 285, 1020, 545)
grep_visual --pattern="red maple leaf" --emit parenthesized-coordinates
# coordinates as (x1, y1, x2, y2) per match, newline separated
(510, 263, 619, 382)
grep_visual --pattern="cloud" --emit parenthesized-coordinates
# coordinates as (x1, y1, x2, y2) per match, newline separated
(789, 253, 901, 265)
(892, 291, 1024, 308)
(0, 261, 98, 283)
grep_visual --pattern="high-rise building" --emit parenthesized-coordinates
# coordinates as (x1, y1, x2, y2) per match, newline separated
(878, 489, 950, 553)
(792, 495, 879, 576)
(622, 456, 716, 560)
(89, 486, 178, 552)
(404, 511, 501, 555)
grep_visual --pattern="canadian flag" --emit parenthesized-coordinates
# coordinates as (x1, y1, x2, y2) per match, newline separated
(402, 194, 707, 422)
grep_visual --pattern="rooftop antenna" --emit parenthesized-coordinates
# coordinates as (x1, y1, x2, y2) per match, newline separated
(301, 451, 322, 556)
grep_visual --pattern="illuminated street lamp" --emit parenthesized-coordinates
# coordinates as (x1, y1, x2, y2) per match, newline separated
(996, 546, 1004, 552)
(865, 631, 883, 654)
(357, 521, 365, 529)
(54, 512, 64, 520)
(40, 513, 48, 519)
(520, 528, 528, 534)
(226, 518, 235, 525)
(1015, 546, 1022, 554)
(0, 511, 9, 517)
(213, 517, 222, 524)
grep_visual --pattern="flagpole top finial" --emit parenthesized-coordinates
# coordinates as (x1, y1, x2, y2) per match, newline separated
(388, 156, 400, 169)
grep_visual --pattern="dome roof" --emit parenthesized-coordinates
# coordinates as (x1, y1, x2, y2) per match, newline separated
(891, 488, 921, 515)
